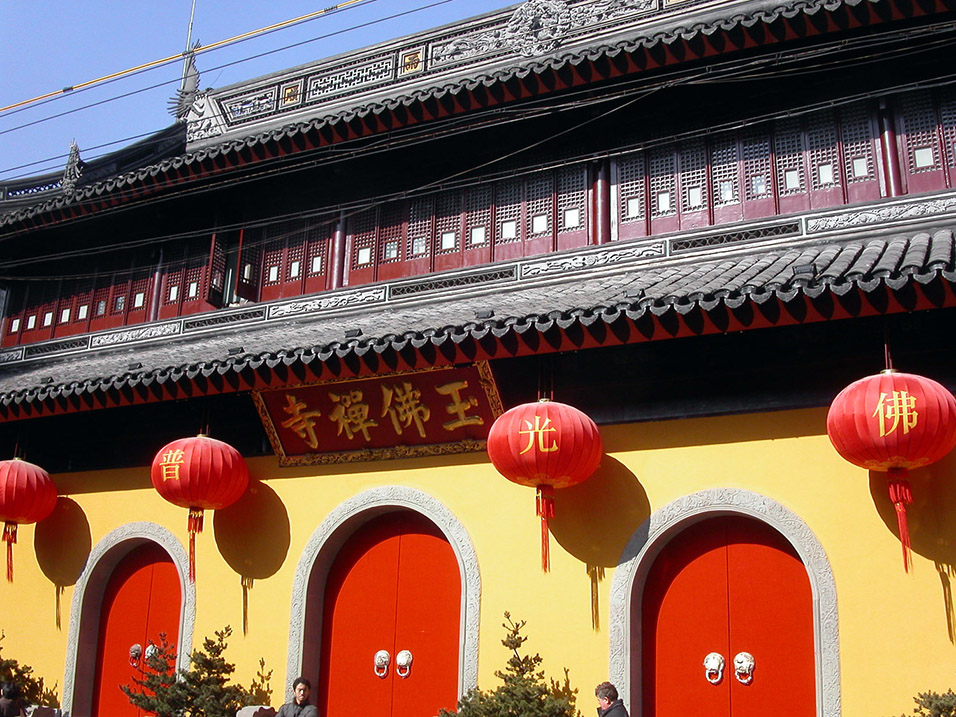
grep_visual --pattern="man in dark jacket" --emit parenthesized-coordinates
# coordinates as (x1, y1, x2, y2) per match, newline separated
(595, 681, 629, 717)
(277, 677, 319, 717)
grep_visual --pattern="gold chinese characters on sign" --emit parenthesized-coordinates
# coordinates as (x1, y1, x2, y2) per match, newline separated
(254, 363, 502, 465)
(873, 390, 919, 437)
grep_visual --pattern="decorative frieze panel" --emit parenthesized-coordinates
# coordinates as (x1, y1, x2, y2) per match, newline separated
(520, 242, 666, 278)
(806, 195, 956, 233)
(269, 288, 387, 319)
(90, 322, 181, 348)
(307, 59, 394, 102)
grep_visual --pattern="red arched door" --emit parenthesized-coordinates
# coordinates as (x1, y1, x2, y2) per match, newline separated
(90, 543, 182, 717)
(640, 515, 815, 717)
(318, 511, 461, 717)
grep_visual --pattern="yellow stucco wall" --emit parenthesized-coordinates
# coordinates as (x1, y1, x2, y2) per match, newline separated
(3, 405, 956, 715)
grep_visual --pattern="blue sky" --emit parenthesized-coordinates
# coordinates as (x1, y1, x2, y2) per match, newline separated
(0, 0, 516, 183)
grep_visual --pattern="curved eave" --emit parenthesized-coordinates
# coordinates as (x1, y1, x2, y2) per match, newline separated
(0, 0, 929, 233)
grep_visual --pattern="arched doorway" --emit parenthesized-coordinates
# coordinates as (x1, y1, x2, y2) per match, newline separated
(316, 511, 461, 717)
(607, 490, 841, 717)
(89, 542, 182, 715)
(640, 515, 814, 717)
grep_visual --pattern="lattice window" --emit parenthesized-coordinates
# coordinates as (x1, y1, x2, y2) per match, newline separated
(941, 87, 956, 170)
(306, 222, 331, 275)
(617, 153, 646, 223)
(841, 102, 876, 183)
(774, 118, 806, 195)
(407, 196, 434, 257)
(711, 134, 740, 206)
(649, 146, 677, 217)
(208, 236, 226, 298)
(807, 111, 841, 189)
(742, 129, 773, 200)
(464, 184, 492, 246)
(679, 139, 708, 211)
(184, 266, 203, 301)
(526, 174, 553, 236)
(899, 91, 941, 173)
(130, 276, 150, 310)
(73, 278, 93, 322)
(557, 165, 587, 232)
(92, 284, 110, 316)
(262, 235, 284, 285)
(496, 178, 522, 243)
(434, 191, 461, 254)
(379, 203, 404, 264)
(350, 208, 378, 269)
(110, 280, 129, 315)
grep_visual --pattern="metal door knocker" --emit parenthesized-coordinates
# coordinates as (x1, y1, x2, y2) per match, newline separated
(703, 652, 725, 684)
(129, 644, 142, 667)
(734, 652, 755, 684)
(396, 649, 413, 678)
(374, 649, 390, 678)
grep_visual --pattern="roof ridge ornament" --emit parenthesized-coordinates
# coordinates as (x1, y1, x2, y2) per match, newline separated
(169, 42, 202, 122)
(61, 140, 83, 195)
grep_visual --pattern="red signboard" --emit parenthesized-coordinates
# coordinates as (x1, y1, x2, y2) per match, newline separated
(254, 363, 502, 465)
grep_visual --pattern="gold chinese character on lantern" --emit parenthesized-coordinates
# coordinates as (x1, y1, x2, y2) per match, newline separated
(435, 380, 485, 431)
(280, 393, 323, 449)
(329, 389, 378, 441)
(159, 448, 186, 481)
(382, 381, 431, 438)
(873, 390, 919, 437)
(518, 415, 559, 455)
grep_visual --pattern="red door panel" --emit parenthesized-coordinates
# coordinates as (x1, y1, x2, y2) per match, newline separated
(91, 543, 181, 717)
(640, 516, 814, 717)
(319, 512, 461, 717)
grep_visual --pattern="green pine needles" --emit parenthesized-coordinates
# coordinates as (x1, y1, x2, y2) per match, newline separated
(896, 689, 956, 717)
(439, 612, 580, 717)
(0, 631, 59, 707)
(122, 626, 271, 717)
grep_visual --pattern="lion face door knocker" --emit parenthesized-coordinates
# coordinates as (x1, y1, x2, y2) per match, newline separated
(373, 649, 390, 678)
(396, 649, 413, 678)
(734, 651, 755, 685)
(703, 652, 725, 684)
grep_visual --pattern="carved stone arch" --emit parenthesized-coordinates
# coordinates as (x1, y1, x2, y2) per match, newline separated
(608, 489, 840, 717)
(286, 486, 480, 701)
(62, 522, 195, 717)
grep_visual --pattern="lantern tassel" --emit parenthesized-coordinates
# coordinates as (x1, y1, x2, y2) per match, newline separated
(888, 469, 914, 573)
(536, 486, 555, 573)
(187, 508, 204, 583)
(3, 522, 16, 583)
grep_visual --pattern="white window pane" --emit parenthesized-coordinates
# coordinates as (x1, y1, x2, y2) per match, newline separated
(818, 163, 834, 185)
(384, 242, 399, 260)
(9, 318, 20, 332)
(289, 260, 301, 277)
(657, 191, 671, 213)
(242, 263, 252, 280)
(441, 231, 456, 250)
(687, 186, 703, 208)
(852, 157, 868, 178)
(751, 175, 768, 196)
(267, 265, 280, 282)
(60, 308, 70, 323)
(26, 315, 36, 329)
(411, 237, 428, 255)
(357, 247, 372, 265)
(77, 305, 88, 320)
(501, 220, 517, 240)
(114, 296, 125, 312)
(311, 255, 323, 273)
(785, 169, 801, 190)
(42, 312, 53, 327)
(95, 301, 106, 316)
(914, 147, 935, 169)
(563, 208, 580, 228)
(187, 281, 199, 298)
(719, 181, 735, 202)
(531, 214, 548, 234)
(470, 226, 487, 245)
(133, 292, 145, 309)
(168, 285, 179, 302)
(626, 197, 642, 218)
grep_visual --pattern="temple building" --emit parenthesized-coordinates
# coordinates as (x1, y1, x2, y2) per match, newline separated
(2, 0, 956, 714)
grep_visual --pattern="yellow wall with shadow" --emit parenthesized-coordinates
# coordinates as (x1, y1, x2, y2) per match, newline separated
(2, 405, 955, 715)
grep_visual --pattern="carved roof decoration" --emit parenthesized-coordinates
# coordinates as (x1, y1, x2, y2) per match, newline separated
(1, 213, 954, 421)
(0, 0, 926, 231)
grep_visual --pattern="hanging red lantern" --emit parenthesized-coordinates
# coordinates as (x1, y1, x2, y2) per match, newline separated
(827, 369, 956, 571)
(487, 399, 602, 572)
(150, 435, 249, 581)
(0, 458, 57, 582)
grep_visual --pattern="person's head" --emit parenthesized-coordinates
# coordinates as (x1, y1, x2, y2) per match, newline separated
(595, 682, 618, 708)
(292, 677, 311, 705)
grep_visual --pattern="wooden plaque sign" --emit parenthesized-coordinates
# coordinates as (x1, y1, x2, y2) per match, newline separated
(253, 362, 502, 465)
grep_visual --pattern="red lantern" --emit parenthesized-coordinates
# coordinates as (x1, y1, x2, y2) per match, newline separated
(150, 435, 249, 581)
(487, 399, 603, 572)
(827, 370, 956, 571)
(0, 458, 57, 582)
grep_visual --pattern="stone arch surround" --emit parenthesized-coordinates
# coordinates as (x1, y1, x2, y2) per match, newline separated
(608, 489, 840, 717)
(286, 486, 480, 701)
(62, 522, 195, 717)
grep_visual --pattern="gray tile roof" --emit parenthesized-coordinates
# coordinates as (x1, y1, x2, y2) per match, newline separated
(1, 225, 953, 418)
